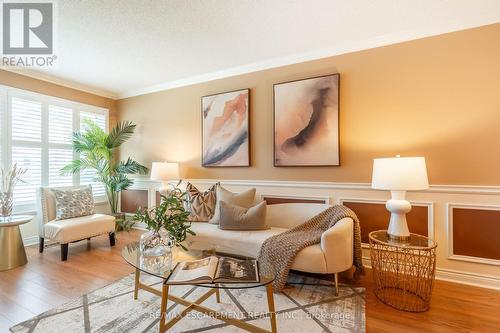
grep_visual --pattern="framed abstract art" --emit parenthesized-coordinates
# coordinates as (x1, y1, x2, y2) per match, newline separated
(202, 88, 250, 167)
(273, 73, 340, 166)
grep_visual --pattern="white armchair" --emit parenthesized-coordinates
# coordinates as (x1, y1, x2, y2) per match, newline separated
(36, 185, 116, 261)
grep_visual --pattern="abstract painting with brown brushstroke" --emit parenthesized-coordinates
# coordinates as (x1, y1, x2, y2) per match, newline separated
(274, 74, 339, 166)
(202, 89, 250, 167)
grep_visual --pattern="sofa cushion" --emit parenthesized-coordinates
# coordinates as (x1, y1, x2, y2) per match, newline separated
(52, 186, 94, 220)
(265, 203, 330, 229)
(188, 222, 287, 257)
(187, 221, 328, 273)
(219, 201, 268, 230)
(44, 213, 115, 243)
(209, 185, 256, 224)
(185, 182, 218, 222)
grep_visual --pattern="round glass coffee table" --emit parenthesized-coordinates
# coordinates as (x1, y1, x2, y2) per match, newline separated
(122, 240, 277, 333)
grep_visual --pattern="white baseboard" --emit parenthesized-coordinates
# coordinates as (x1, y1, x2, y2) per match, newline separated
(132, 222, 147, 231)
(435, 267, 500, 291)
(23, 235, 40, 246)
(362, 257, 500, 291)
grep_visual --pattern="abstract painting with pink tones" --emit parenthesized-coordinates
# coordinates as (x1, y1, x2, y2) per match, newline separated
(202, 89, 250, 167)
(274, 74, 339, 166)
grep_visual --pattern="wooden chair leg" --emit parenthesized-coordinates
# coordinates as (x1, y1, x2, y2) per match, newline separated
(61, 244, 69, 261)
(109, 232, 116, 247)
(334, 272, 339, 296)
(39, 237, 44, 253)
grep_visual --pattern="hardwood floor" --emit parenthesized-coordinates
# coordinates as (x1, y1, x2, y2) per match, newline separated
(1, 229, 499, 332)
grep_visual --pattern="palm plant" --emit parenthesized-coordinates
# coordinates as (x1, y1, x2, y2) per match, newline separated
(61, 120, 148, 215)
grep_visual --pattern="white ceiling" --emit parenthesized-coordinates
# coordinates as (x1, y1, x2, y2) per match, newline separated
(7, 0, 500, 99)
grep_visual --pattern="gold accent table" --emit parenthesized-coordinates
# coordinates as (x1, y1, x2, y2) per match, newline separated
(0, 215, 32, 271)
(369, 230, 437, 312)
(122, 242, 277, 333)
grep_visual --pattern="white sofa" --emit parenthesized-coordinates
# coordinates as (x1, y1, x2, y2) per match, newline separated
(36, 186, 116, 261)
(186, 203, 353, 294)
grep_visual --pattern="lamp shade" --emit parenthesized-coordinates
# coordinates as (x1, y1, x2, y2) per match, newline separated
(371, 157, 428, 191)
(150, 162, 179, 181)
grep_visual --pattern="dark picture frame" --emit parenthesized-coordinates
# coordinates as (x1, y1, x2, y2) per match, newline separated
(273, 73, 340, 167)
(201, 88, 250, 167)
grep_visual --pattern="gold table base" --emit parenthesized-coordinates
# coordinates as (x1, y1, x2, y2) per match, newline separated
(369, 230, 437, 312)
(134, 269, 278, 333)
(0, 225, 28, 271)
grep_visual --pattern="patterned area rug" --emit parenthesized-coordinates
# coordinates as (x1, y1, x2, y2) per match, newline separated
(10, 273, 365, 333)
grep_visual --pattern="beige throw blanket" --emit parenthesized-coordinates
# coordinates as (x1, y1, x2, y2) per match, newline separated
(258, 205, 364, 292)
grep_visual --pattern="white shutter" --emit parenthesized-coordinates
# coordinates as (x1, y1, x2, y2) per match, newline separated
(80, 111, 106, 131)
(80, 169, 106, 197)
(80, 111, 107, 199)
(48, 104, 74, 187)
(0, 92, 3, 168)
(49, 105, 73, 144)
(48, 148, 73, 186)
(12, 146, 42, 206)
(11, 97, 42, 207)
(12, 97, 42, 142)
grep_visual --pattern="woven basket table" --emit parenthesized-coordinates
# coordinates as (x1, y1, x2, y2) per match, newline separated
(369, 230, 437, 312)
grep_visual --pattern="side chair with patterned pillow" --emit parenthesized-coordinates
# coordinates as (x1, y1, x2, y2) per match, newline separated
(36, 185, 116, 261)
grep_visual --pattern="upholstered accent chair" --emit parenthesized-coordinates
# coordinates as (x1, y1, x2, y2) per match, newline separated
(36, 185, 116, 261)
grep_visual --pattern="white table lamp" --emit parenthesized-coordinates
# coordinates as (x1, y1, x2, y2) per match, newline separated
(150, 162, 179, 194)
(371, 156, 429, 241)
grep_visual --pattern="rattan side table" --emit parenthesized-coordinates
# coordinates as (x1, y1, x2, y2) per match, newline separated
(369, 230, 437, 312)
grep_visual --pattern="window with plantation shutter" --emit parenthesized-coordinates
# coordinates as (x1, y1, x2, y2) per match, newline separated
(10, 97, 43, 207)
(12, 97, 42, 142)
(0, 85, 109, 212)
(48, 148, 73, 187)
(48, 105, 74, 187)
(12, 146, 42, 206)
(49, 105, 73, 144)
(0, 91, 4, 169)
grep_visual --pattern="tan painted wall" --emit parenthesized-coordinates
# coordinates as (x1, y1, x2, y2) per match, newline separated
(0, 70, 117, 126)
(117, 23, 500, 186)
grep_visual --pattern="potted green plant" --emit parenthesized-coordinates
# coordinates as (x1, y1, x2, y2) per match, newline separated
(134, 183, 195, 256)
(61, 120, 148, 229)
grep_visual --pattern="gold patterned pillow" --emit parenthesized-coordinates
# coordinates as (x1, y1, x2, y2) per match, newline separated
(185, 182, 218, 222)
(52, 186, 95, 220)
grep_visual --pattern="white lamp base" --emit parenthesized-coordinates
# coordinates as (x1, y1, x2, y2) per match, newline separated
(385, 190, 412, 242)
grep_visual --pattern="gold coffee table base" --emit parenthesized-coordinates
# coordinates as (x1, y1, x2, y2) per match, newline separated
(134, 269, 278, 333)
(0, 223, 28, 271)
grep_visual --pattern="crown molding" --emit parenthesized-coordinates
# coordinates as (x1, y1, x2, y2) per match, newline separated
(118, 16, 500, 99)
(1, 68, 119, 100)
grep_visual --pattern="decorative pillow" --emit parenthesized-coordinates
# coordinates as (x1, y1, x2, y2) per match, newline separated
(218, 201, 268, 230)
(209, 185, 256, 225)
(185, 182, 218, 222)
(52, 186, 94, 220)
